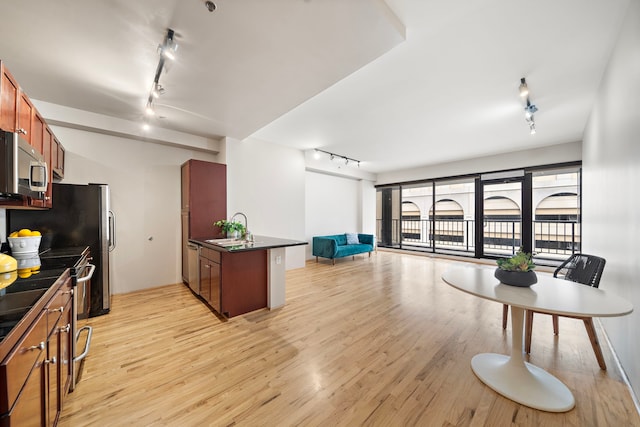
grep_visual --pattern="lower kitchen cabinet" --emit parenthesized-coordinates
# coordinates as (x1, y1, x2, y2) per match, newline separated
(3, 351, 46, 427)
(199, 247, 221, 313)
(0, 272, 73, 427)
(195, 245, 267, 318)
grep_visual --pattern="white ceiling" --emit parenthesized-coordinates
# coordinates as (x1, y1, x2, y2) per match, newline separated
(0, 0, 630, 173)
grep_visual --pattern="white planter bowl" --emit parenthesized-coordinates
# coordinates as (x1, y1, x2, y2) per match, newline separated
(8, 236, 42, 255)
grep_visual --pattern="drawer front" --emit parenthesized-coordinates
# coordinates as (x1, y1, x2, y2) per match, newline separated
(201, 247, 221, 263)
(0, 310, 47, 414)
(47, 290, 71, 336)
(3, 352, 45, 427)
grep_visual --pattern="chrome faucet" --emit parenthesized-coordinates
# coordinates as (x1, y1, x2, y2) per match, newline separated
(230, 212, 248, 239)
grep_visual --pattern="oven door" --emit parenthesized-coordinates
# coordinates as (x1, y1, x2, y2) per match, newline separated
(72, 263, 95, 391)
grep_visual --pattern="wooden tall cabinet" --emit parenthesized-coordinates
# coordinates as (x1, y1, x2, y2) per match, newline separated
(181, 160, 226, 283)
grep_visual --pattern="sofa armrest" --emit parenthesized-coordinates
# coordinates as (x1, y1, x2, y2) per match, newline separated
(313, 236, 338, 258)
(357, 234, 374, 246)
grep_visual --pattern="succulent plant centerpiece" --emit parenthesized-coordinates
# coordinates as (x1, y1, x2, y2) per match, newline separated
(495, 248, 537, 287)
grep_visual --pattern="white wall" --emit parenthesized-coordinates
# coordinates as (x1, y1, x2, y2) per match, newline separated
(51, 125, 218, 294)
(305, 171, 361, 259)
(376, 141, 581, 185)
(224, 137, 307, 269)
(582, 0, 640, 399)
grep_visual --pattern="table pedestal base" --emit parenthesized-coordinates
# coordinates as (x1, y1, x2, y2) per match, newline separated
(471, 353, 575, 412)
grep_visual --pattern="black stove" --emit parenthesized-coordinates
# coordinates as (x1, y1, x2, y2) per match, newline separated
(0, 246, 88, 343)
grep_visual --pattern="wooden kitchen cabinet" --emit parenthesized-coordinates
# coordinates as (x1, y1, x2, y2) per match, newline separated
(194, 244, 268, 318)
(0, 61, 66, 209)
(0, 272, 72, 427)
(53, 137, 64, 179)
(17, 92, 33, 145)
(181, 160, 226, 283)
(45, 282, 72, 427)
(0, 310, 47, 426)
(31, 110, 45, 156)
(0, 61, 19, 132)
(199, 247, 221, 313)
(42, 126, 54, 208)
(220, 250, 267, 317)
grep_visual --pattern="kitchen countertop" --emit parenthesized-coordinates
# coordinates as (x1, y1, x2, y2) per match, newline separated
(0, 247, 87, 344)
(190, 235, 307, 252)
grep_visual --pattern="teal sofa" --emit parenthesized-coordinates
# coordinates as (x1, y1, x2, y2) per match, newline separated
(313, 233, 375, 265)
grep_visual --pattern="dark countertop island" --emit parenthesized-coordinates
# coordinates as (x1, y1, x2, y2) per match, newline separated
(189, 235, 307, 252)
(188, 236, 307, 317)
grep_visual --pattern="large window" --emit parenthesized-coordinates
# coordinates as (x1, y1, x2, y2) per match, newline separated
(532, 168, 580, 261)
(376, 164, 581, 265)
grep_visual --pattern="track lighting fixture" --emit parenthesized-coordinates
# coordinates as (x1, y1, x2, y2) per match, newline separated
(314, 149, 361, 168)
(143, 28, 177, 128)
(519, 77, 538, 134)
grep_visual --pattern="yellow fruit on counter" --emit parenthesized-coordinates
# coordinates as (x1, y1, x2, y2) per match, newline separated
(17, 268, 32, 279)
(30, 230, 41, 236)
(31, 265, 41, 272)
(0, 270, 18, 290)
(9, 231, 18, 238)
(17, 229, 32, 237)
(0, 253, 18, 274)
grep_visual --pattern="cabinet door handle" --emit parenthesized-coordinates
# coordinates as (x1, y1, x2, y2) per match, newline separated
(49, 306, 64, 313)
(59, 324, 71, 333)
(27, 342, 45, 351)
(44, 357, 57, 365)
(17, 128, 27, 135)
(204, 264, 211, 269)
(63, 289, 74, 296)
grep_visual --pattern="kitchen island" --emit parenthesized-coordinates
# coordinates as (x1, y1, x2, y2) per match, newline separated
(189, 235, 307, 317)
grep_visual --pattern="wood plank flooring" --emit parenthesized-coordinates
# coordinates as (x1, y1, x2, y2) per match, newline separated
(58, 251, 639, 426)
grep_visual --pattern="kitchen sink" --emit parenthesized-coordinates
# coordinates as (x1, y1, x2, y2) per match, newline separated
(205, 238, 244, 247)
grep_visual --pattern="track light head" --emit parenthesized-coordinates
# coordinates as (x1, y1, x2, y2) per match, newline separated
(160, 29, 178, 61)
(524, 101, 538, 119)
(519, 77, 529, 98)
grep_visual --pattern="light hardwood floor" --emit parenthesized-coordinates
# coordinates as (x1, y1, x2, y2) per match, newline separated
(59, 251, 639, 426)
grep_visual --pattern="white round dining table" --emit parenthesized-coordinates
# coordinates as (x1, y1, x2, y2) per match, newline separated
(442, 265, 633, 412)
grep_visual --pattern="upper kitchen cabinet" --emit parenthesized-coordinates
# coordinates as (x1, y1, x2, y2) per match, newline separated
(31, 110, 45, 155)
(0, 61, 19, 132)
(17, 91, 33, 145)
(0, 61, 66, 209)
(43, 126, 54, 208)
(53, 137, 64, 179)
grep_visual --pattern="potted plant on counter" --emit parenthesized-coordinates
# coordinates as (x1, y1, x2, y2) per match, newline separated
(214, 219, 246, 239)
(495, 248, 537, 287)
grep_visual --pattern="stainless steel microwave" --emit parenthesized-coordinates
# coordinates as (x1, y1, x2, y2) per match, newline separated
(0, 130, 48, 201)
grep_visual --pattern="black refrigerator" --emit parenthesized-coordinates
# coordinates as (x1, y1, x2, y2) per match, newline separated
(8, 183, 114, 317)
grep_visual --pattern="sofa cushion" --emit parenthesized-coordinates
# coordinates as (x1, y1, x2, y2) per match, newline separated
(346, 233, 359, 245)
(335, 243, 372, 258)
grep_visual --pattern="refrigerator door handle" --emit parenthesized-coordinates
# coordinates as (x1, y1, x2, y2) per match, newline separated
(108, 210, 116, 252)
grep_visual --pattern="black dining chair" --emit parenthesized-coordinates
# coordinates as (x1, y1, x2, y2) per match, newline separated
(524, 253, 608, 369)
